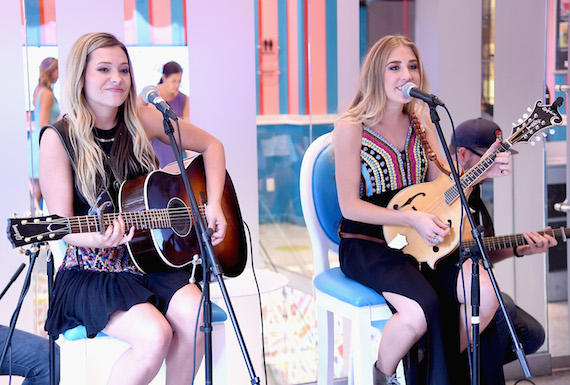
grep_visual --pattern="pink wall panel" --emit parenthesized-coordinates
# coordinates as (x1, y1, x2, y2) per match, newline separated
(40, 0, 57, 45)
(308, 0, 327, 115)
(287, 0, 299, 115)
(149, 0, 172, 44)
(124, 0, 137, 45)
(260, 0, 280, 114)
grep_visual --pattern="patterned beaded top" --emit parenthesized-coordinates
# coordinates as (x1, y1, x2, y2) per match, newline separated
(360, 119, 428, 198)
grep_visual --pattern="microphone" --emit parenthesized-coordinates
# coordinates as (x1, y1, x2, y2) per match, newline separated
(0, 263, 26, 301)
(402, 82, 445, 107)
(141, 85, 178, 120)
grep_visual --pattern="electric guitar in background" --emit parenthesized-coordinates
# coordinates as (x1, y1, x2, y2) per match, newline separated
(459, 226, 568, 255)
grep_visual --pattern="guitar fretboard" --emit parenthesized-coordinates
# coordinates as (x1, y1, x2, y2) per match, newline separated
(460, 227, 569, 251)
(444, 143, 511, 205)
(61, 207, 192, 234)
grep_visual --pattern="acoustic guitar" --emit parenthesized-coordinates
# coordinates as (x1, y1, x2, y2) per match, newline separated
(383, 98, 564, 268)
(6, 155, 248, 276)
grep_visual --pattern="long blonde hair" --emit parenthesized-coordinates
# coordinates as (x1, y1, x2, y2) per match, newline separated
(338, 35, 430, 127)
(63, 32, 158, 205)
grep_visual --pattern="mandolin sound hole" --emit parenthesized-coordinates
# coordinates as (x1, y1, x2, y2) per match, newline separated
(168, 197, 192, 237)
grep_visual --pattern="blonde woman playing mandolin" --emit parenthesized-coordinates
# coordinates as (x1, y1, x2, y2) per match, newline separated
(334, 35, 511, 385)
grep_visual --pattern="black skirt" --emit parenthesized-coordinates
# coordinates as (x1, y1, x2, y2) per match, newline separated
(45, 267, 194, 338)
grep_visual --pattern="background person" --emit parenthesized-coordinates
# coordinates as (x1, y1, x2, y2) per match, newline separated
(0, 325, 60, 384)
(138, 60, 190, 168)
(449, 117, 554, 364)
(29, 57, 60, 212)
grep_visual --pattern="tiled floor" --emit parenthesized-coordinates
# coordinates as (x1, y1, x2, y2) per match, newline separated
(259, 222, 570, 385)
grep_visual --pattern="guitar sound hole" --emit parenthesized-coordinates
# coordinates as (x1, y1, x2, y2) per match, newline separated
(168, 197, 192, 237)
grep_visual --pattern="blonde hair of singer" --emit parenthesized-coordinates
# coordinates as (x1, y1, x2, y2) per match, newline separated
(337, 34, 431, 127)
(63, 32, 158, 205)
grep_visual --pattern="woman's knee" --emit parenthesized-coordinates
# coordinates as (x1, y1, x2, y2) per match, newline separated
(480, 277, 500, 319)
(132, 318, 173, 359)
(395, 299, 429, 337)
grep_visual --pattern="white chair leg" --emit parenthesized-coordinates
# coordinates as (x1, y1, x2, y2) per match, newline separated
(343, 317, 352, 380)
(317, 305, 334, 385)
(351, 308, 374, 385)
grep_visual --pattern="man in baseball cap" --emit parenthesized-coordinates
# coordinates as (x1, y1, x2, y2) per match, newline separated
(450, 117, 517, 161)
(449, 117, 551, 366)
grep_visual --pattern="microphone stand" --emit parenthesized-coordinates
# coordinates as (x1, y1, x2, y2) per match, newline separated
(0, 244, 41, 370)
(426, 104, 530, 384)
(161, 115, 260, 385)
(46, 247, 57, 385)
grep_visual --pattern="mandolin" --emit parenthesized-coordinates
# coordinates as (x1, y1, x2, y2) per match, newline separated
(383, 98, 564, 268)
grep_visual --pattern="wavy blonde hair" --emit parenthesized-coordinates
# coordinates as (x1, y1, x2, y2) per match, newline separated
(64, 32, 158, 205)
(338, 35, 430, 127)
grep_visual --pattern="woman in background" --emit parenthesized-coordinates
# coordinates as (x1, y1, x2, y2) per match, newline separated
(29, 57, 60, 211)
(138, 61, 190, 167)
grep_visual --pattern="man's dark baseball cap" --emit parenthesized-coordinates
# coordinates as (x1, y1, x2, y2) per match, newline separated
(451, 117, 517, 154)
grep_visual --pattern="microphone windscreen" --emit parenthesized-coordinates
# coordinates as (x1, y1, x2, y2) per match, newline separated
(141, 85, 159, 104)
(402, 82, 418, 99)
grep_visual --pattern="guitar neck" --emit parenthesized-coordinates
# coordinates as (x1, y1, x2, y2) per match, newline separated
(69, 209, 174, 234)
(444, 143, 512, 205)
(461, 227, 569, 252)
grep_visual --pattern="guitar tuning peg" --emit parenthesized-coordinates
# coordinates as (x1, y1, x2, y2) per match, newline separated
(542, 132, 548, 137)
(530, 141, 536, 146)
(512, 122, 516, 126)
(549, 129, 556, 135)
(535, 136, 542, 142)
(23, 211, 31, 217)
(19, 248, 26, 254)
(523, 113, 528, 119)
(527, 107, 532, 112)
(12, 213, 18, 218)
(517, 118, 523, 124)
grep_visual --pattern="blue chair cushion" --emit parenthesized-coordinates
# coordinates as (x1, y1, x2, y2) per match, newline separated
(312, 143, 342, 246)
(314, 267, 386, 307)
(63, 302, 227, 341)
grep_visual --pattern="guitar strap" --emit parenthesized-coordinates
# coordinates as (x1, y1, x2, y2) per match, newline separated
(410, 115, 451, 177)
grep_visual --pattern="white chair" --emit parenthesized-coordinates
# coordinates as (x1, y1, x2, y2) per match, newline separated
(48, 241, 227, 385)
(299, 132, 396, 385)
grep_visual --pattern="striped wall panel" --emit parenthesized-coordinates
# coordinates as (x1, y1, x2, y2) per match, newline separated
(22, 0, 187, 46)
(21, 0, 341, 115)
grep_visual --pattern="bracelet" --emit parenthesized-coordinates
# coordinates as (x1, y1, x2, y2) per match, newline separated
(513, 246, 523, 258)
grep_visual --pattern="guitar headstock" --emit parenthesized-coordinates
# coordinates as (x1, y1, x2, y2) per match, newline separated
(509, 97, 564, 146)
(6, 214, 67, 248)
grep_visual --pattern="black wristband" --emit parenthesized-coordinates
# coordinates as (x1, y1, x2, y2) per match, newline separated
(513, 246, 523, 258)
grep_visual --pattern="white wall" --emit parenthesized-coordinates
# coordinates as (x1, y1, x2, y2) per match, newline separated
(0, 0, 37, 335)
(415, 0, 482, 148)
(186, 2, 261, 383)
(186, 0, 259, 266)
(54, 0, 125, 113)
(493, 0, 549, 347)
(336, 1, 360, 113)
